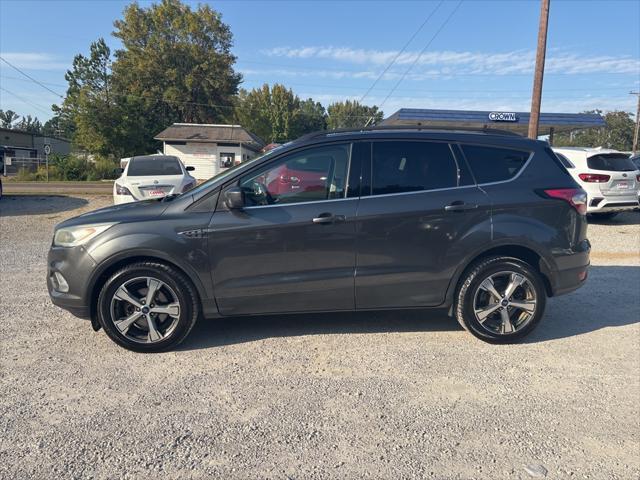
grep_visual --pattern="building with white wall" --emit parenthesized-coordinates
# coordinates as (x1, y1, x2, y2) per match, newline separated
(154, 123, 265, 180)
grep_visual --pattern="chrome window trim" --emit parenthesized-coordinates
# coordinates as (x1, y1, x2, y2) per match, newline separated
(243, 196, 360, 210)
(358, 184, 479, 200)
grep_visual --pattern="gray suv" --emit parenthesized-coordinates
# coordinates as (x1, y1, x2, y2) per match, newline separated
(48, 127, 591, 352)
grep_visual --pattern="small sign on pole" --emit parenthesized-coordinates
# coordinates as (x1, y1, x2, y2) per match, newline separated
(44, 142, 51, 182)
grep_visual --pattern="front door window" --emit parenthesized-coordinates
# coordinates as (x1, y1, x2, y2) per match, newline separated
(239, 144, 351, 206)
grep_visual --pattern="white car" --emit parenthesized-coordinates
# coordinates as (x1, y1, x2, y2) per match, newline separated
(113, 155, 196, 204)
(552, 147, 639, 219)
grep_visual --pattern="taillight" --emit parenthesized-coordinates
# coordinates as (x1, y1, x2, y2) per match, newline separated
(182, 181, 196, 193)
(578, 173, 610, 183)
(636, 174, 640, 182)
(115, 183, 132, 196)
(544, 188, 587, 215)
(279, 175, 299, 184)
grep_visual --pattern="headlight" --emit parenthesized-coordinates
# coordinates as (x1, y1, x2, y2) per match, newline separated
(53, 223, 115, 247)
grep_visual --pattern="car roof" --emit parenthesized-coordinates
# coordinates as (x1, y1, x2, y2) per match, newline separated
(282, 127, 541, 152)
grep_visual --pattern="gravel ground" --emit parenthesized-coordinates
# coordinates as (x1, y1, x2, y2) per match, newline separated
(1, 194, 638, 480)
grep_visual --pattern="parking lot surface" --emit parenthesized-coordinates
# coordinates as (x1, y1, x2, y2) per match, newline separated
(1, 195, 638, 479)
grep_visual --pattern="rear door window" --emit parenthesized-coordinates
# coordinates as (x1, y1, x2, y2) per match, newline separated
(461, 145, 530, 183)
(587, 154, 637, 172)
(371, 141, 458, 196)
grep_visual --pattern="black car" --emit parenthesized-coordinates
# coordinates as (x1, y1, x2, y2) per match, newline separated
(48, 127, 590, 352)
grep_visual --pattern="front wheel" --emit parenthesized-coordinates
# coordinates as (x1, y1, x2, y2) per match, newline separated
(455, 257, 547, 343)
(97, 262, 199, 352)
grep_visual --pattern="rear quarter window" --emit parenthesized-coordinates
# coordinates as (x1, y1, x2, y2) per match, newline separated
(460, 145, 530, 184)
(587, 154, 636, 172)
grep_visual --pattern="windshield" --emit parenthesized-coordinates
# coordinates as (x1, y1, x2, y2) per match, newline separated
(587, 154, 637, 172)
(127, 157, 182, 176)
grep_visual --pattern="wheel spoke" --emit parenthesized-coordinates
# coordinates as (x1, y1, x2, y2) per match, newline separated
(475, 303, 502, 323)
(503, 273, 526, 300)
(145, 278, 163, 306)
(500, 309, 514, 333)
(115, 311, 143, 334)
(510, 300, 536, 314)
(151, 302, 180, 317)
(146, 315, 162, 342)
(114, 286, 142, 308)
(479, 277, 502, 301)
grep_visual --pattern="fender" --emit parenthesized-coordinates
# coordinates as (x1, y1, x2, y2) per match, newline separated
(443, 215, 560, 306)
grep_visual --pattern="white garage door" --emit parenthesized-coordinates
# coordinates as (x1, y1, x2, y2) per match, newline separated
(165, 143, 217, 180)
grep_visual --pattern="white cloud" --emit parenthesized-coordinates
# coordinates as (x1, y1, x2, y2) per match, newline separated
(263, 46, 640, 76)
(292, 92, 637, 116)
(0, 52, 68, 70)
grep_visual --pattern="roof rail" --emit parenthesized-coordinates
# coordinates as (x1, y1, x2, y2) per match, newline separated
(296, 124, 522, 142)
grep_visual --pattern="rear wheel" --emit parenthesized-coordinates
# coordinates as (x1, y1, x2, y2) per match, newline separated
(455, 257, 546, 343)
(97, 262, 199, 352)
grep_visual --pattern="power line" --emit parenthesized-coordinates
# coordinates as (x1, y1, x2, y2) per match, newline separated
(1, 74, 68, 89)
(378, 0, 465, 109)
(0, 56, 64, 98)
(0, 87, 53, 116)
(358, 0, 445, 103)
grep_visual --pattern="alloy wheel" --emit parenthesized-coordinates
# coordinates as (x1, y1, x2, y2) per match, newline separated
(472, 271, 537, 335)
(109, 276, 181, 344)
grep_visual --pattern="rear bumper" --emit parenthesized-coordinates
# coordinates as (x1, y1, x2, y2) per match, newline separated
(586, 193, 639, 213)
(548, 239, 591, 297)
(113, 194, 135, 205)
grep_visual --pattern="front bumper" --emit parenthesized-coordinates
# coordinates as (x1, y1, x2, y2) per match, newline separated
(47, 244, 97, 319)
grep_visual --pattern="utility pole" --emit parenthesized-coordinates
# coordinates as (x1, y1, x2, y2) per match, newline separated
(528, 0, 551, 140)
(631, 91, 640, 154)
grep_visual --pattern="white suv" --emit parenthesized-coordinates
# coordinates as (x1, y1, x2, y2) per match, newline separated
(114, 155, 196, 204)
(553, 147, 639, 219)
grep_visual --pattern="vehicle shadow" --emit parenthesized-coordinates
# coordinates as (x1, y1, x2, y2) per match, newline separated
(588, 211, 640, 226)
(179, 265, 639, 350)
(0, 195, 88, 217)
(180, 309, 457, 350)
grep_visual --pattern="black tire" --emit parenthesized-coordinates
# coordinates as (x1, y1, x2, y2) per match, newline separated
(589, 212, 618, 220)
(97, 261, 199, 353)
(455, 256, 547, 343)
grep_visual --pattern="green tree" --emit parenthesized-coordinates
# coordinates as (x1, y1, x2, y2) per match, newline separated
(235, 84, 327, 143)
(58, 38, 122, 157)
(15, 115, 43, 134)
(0, 109, 19, 128)
(554, 110, 636, 151)
(112, 0, 241, 130)
(326, 100, 383, 130)
(292, 98, 327, 138)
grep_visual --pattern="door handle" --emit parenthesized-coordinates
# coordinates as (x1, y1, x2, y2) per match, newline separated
(444, 201, 478, 212)
(312, 213, 346, 224)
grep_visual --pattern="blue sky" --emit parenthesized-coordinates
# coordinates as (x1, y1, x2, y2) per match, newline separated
(1, 0, 639, 122)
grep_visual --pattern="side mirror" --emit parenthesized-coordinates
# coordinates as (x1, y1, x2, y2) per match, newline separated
(114, 167, 124, 175)
(225, 186, 245, 209)
(186, 166, 195, 171)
